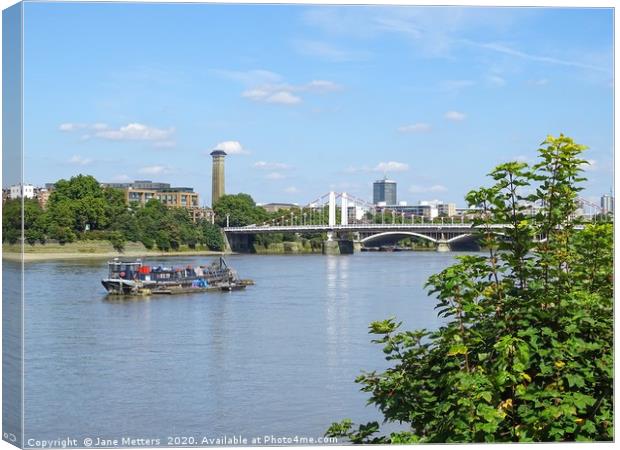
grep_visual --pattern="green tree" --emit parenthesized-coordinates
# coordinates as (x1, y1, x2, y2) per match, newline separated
(48, 224, 76, 244)
(2, 198, 22, 244)
(213, 193, 268, 227)
(2, 198, 46, 245)
(47, 174, 111, 232)
(107, 231, 126, 253)
(327, 135, 613, 443)
(201, 222, 225, 251)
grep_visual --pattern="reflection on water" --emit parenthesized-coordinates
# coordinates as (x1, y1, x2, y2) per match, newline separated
(12, 252, 463, 444)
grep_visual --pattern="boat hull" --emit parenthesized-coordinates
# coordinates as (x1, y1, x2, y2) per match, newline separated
(101, 279, 138, 295)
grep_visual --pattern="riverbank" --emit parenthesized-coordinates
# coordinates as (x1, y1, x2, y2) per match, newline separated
(253, 241, 321, 254)
(2, 241, 227, 262)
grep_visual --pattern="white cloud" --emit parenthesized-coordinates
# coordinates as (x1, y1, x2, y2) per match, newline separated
(59, 122, 108, 132)
(528, 78, 549, 86)
(581, 159, 598, 172)
(59, 123, 80, 132)
(138, 165, 171, 175)
(440, 80, 475, 92)
(242, 88, 271, 101)
(302, 7, 610, 73)
(112, 174, 131, 182)
(67, 155, 93, 166)
(241, 80, 341, 105)
(293, 40, 370, 62)
(212, 140, 249, 155)
(345, 161, 409, 173)
(223, 68, 341, 106)
(471, 40, 609, 73)
(242, 89, 302, 105)
(60, 122, 173, 144)
(409, 184, 448, 193)
(344, 165, 369, 173)
(95, 123, 174, 141)
(266, 91, 302, 105)
(305, 80, 342, 93)
(211, 68, 283, 85)
(444, 111, 466, 121)
(254, 161, 291, 170)
(374, 161, 409, 173)
(487, 75, 506, 86)
(398, 123, 432, 133)
(284, 186, 299, 193)
(266, 172, 286, 180)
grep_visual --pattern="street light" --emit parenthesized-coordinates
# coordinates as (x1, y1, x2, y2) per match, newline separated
(226, 213, 230, 228)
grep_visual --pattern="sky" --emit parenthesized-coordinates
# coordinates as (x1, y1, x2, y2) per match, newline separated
(13, 1, 614, 207)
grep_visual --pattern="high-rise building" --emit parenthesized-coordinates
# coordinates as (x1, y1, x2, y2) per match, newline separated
(373, 177, 397, 205)
(211, 149, 226, 206)
(601, 193, 614, 214)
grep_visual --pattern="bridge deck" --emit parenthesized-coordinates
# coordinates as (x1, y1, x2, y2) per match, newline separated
(223, 223, 505, 233)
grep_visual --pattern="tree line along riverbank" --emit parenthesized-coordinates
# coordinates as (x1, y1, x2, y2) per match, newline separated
(1, 174, 318, 257)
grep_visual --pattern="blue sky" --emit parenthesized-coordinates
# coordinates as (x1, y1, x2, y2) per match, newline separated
(18, 2, 614, 207)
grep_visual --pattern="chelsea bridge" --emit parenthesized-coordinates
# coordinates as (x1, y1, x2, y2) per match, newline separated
(222, 191, 595, 255)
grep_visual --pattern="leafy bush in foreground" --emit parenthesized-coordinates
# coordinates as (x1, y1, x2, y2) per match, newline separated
(327, 135, 613, 443)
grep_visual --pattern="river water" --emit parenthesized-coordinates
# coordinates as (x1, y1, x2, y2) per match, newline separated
(6, 252, 463, 446)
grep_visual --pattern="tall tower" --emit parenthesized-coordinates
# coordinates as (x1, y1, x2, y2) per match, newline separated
(210, 149, 227, 206)
(373, 176, 397, 205)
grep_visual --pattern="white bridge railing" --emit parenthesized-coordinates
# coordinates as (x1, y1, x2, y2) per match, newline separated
(223, 223, 584, 233)
(223, 223, 508, 233)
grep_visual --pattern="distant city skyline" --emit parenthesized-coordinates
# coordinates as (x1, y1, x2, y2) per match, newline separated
(8, 2, 614, 207)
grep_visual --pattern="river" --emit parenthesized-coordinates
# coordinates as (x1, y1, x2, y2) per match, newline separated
(5, 252, 464, 446)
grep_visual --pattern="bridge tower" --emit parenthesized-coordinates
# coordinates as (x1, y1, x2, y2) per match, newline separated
(328, 191, 336, 227)
(341, 192, 348, 226)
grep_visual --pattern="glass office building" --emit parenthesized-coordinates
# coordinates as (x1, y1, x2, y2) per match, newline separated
(373, 177, 397, 205)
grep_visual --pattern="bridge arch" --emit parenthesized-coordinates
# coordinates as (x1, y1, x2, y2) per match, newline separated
(360, 231, 438, 245)
(446, 233, 474, 244)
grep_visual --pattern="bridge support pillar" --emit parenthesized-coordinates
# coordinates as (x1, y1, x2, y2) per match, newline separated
(322, 239, 354, 255)
(227, 233, 252, 253)
(436, 240, 450, 252)
(221, 231, 232, 253)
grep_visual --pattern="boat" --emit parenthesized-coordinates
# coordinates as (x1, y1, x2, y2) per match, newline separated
(101, 257, 252, 295)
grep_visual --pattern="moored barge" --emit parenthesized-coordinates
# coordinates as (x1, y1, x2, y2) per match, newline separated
(101, 257, 253, 295)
